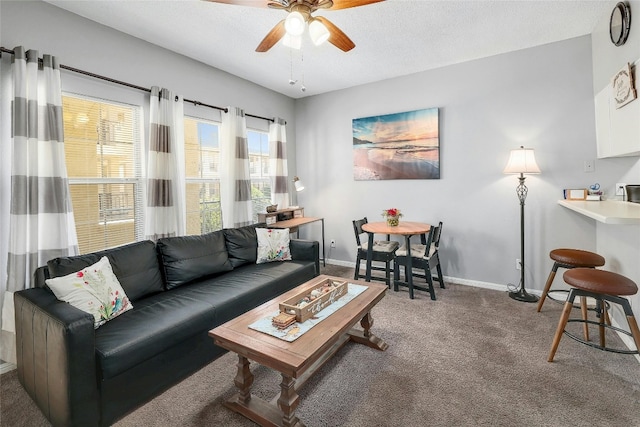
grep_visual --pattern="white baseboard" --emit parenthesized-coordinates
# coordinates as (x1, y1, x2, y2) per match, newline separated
(325, 259, 354, 268)
(443, 275, 513, 293)
(0, 362, 16, 374)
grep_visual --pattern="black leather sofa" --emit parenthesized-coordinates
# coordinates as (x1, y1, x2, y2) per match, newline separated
(13, 223, 319, 427)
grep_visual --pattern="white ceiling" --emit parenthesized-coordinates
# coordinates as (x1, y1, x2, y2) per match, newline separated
(44, 0, 610, 99)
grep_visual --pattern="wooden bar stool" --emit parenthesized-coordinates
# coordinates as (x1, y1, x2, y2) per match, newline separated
(537, 248, 605, 312)
(548, 268, 640, 362)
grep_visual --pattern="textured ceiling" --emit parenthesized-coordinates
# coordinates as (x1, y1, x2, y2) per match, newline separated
(45, 0, 610, 98)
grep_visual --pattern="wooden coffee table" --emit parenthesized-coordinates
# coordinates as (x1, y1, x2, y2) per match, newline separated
(209, 275, 388, 427)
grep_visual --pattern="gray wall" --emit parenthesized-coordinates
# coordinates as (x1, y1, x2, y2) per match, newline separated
(294, 35, 638, 292)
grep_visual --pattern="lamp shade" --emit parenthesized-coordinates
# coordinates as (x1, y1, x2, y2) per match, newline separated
(503, 146, 541, 174)
(293, 176, 305, 191)
(309, 19, 330, 46)
(282, 33, 302, 50)
(285, 11, 305, 36)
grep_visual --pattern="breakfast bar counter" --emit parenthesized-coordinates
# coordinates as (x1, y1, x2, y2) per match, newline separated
(558, 200, 640, 225)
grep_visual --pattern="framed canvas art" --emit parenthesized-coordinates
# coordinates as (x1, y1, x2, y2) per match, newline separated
(352, 107, 439, 180)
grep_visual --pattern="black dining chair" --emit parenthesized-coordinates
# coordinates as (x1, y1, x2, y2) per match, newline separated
(393, 222, 444, 300)
(425, 221, 445, 289)
(353, 217, 399, 288)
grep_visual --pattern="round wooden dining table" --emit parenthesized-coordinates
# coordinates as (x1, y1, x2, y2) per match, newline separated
(361, 221, 433, 299)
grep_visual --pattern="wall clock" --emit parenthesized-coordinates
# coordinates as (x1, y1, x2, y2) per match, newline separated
(609, 2, 631, 46)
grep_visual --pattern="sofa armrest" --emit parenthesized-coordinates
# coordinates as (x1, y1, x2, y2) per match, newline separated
(15, 288, 100, 427)
(33, 265, 50, 288)
(290, 239, 320, 275)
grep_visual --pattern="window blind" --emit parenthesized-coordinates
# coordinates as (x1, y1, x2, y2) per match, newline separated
(62, 94, 144, 253)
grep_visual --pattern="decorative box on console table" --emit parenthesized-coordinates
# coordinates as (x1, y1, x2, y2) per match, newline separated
(258, 207, 304, 225)
(279, 278, 348, 322)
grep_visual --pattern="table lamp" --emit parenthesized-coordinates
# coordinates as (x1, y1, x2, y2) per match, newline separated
(503, 146, 541, 302)
(290, 176, 305, 207)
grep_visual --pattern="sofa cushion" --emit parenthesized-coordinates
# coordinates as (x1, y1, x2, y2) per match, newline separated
(46, 256, 133, 328)
(223, 223, 264, 268)
(157, 231, 233, 290)
(94, 293, 215, 380)
(47, 241, 164, 302)
(171, 260, 317, 325)
(94, 259, 316, 380)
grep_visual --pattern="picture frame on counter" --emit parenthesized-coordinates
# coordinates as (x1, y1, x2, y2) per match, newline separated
(563, 189, 587, 200)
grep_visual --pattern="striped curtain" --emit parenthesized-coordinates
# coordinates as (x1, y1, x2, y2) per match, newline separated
(269, 118, 289, 208)
(145, 87, 186, 241)
(220, 107, 252, 228)
(1, 47, 79, 364)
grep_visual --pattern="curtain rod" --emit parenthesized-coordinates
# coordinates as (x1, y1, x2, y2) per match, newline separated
(0, 47, 280, 124)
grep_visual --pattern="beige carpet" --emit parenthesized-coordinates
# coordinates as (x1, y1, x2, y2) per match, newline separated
(2, 265, 640, 426)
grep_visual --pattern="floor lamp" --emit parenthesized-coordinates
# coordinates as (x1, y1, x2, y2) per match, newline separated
(503, 146, 541, 303)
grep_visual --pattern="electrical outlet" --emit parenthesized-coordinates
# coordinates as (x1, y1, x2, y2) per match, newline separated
(616, 183, 626, 196)
(516, 259, 522, 270)
(330, 239, 336, 248)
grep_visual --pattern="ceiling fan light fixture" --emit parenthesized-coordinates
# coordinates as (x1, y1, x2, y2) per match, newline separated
(284, 11, 305, 36)
(282, 33, 302, 49)
(309, 19, 330, 46)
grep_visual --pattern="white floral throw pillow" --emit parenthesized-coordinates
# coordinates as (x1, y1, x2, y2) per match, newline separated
(256, 228, 292, 264)
(46, 256, 133, 328)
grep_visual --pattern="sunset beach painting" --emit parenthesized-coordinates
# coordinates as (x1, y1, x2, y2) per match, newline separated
(353, 108, 439, 180)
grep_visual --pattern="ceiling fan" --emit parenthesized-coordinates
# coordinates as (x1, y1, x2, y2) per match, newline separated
(205, 0, 385, 52)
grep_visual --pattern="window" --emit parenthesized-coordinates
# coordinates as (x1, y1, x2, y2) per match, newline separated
(63, 94, 144, 254)
(184, 117, 222, 234)
(247, 130, 271, 221)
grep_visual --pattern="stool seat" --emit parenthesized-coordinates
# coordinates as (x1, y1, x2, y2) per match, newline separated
(564, 268, 638, 296)
(537, 248, 605, 313)
(550, 249, 605, 268)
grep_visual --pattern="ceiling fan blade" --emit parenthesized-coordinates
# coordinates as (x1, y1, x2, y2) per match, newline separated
(315, 16, 355, 52)
(255, 20, 287, 52)
(325, 0, 384, 10)
(202, 0, 272, 8)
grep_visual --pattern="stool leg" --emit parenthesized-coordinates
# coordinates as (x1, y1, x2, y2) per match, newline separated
(580, 296, 589, 342)
(597, 299, 606, 348)
(537, 263, 559, 312)
(548, 299, 574, 362)
(627, 315, 640, 354)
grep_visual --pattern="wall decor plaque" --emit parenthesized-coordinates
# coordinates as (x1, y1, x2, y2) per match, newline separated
(612, 63, 637, 109)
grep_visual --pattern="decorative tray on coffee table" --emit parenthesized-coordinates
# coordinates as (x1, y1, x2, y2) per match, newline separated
(278, 278, 348, 323)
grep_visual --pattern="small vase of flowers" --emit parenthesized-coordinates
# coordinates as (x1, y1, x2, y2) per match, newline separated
(382, 208, 402, 226)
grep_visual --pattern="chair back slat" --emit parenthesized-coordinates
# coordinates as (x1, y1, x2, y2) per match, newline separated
(421, 226, 436, 257)
(432, 221, 443, 248)
(352, 217, 368, 247)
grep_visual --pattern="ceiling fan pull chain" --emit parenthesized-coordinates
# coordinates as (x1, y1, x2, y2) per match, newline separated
(300, 46, 306, 92)
(288, 47, 297, 85)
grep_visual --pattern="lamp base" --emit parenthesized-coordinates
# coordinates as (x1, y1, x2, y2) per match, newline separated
(508, 288, 539, 303)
